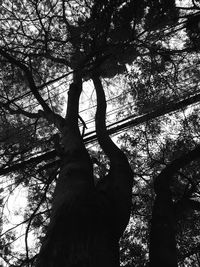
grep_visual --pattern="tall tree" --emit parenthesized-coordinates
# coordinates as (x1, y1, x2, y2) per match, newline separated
(149, 146, 200, 267)
(0, 0, 200, 266)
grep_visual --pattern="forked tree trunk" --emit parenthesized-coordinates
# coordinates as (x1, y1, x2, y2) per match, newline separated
(35, 74, 133, 267)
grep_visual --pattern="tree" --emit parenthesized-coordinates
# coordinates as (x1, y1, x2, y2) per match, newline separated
(149, 146, 200, 267)
(0, 0, 200, 266)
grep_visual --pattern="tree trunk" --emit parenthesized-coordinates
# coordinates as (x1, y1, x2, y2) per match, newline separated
(149, 190, 178, 267)
(35, 159, 121, 267)
(149, 146, 200, 267)
(35, 74, 133, 267)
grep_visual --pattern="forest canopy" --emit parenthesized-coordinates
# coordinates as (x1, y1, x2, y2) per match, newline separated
(0, 0, 200, 266)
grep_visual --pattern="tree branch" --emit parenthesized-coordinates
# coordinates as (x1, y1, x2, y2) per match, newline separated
(0, 49, 50, 111)
(0, 150, 57, 176)
(0, 49, 66, 131)
(0, 101, 41, 119)
(92, 74, 127, 161)
(154, 146, 200, 194)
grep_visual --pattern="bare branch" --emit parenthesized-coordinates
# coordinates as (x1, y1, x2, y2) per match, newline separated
(78, 115, 88, 137)
(0, 49, 66, 131)
(0, 101, 41, 119)
(0, 49, 51, 112)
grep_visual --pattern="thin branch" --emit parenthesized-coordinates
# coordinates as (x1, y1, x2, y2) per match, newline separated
(78, 115, 88, 136)
(0, 101, 41, 119)
(0, 49, 51, 112)
(0, 49, 66, 131)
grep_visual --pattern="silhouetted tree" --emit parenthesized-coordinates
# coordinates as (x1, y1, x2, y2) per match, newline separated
(0, 1, 200, 266)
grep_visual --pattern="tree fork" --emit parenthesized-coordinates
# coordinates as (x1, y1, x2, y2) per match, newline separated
(35, 73, 129, 267)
